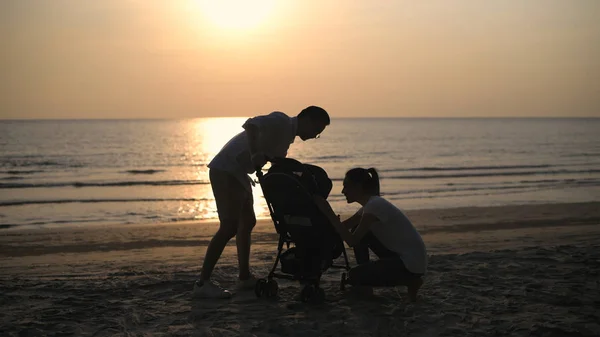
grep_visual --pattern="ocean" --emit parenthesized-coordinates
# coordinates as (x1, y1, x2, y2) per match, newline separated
(1, 118, 599, 229)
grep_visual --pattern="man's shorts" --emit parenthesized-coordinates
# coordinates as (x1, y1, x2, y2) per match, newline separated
(209, 168, 255, 224)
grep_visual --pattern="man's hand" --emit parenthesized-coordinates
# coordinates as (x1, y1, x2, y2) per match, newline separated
(251, 152, 267, 168)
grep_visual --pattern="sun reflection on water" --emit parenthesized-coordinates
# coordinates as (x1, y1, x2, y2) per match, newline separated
(178, 118, 270, 221)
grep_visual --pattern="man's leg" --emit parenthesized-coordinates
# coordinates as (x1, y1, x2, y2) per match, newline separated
(199, 221, 238, 281)
(235, 191, 256, 281)
(199, 170, 244, 281)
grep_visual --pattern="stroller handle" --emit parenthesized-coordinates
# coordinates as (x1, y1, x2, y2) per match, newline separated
(255, 156, 279, 181)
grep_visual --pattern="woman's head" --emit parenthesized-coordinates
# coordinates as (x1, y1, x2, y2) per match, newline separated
(342, 167, 380, 204)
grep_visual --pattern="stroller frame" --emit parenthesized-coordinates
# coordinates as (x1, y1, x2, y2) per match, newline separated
(254, 168, 351, 303)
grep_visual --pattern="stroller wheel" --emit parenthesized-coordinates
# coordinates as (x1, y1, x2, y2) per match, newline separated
(265, 279, 279, 298)
(300, 285, 314, 303)
(255, 278, 267, 298)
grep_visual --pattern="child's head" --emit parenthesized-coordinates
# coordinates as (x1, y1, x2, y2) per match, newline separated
(342, 167, 380, 203)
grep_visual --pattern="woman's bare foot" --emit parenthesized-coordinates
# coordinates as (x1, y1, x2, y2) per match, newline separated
(407, 277, 423, 302)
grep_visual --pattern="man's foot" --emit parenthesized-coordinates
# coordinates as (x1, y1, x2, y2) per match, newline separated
(407, 277, 423, 303)
(192, 280, 232, 299)
(236, 274, 258, 290)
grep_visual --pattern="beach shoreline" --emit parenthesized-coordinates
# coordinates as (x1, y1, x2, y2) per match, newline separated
(2, 201, 599, 257)
(1, 201, 600, 336)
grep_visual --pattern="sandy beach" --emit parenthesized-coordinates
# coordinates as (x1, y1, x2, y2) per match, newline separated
(1, 201, 600, 336)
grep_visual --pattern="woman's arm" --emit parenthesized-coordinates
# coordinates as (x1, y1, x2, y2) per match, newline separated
(344, 213, 379, 247)
(313, 196, 378, 247)
(342, 211, 363, 230)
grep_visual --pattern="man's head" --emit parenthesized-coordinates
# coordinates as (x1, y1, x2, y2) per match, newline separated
(296, 106, 330, 141)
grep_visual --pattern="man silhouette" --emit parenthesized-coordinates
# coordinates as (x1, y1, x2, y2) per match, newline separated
(194, 106, 330, 298)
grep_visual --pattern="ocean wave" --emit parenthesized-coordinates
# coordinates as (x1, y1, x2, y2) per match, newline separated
(370, 184, 571, 201)
(27, 218, 105, 226)
(327, 169, 600, 181)
(312, 155, 351, 161)
(391, 179, 600, 195)
(378, 164, 558, 173)
(0, 159, 83, 169)
(123, 169, 166, 175)
(384, 169, 600, 180)
(325, 177, 600, 201)
(562, 152, 600, 158)
(2, 170, 45, 175)
(408, 164, 554, 171)
(0, 197, 211, 207)
(0, 179, 210, 189)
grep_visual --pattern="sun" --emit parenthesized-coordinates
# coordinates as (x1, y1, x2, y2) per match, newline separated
(196, 0, 277, 31)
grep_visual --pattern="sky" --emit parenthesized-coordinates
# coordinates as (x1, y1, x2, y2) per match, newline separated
(1, 0, 599, 119)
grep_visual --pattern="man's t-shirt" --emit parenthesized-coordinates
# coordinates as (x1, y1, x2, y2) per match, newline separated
(362, 196, 428, 274)
(208, 111, 297, 191)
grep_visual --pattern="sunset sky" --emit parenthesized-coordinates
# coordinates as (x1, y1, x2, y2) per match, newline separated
(2, 0, 599, 119)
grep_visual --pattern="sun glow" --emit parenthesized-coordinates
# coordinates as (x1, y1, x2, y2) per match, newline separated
(193, 118, 270, 219)
(196, 0, 277, 31)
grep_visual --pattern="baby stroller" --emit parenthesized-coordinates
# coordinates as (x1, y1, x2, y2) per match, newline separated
(254, 158, 351, 303)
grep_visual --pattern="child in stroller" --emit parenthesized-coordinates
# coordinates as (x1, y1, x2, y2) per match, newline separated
(255, 158, 350, 303)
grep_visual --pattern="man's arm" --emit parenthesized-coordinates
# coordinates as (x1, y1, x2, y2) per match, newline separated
(244, 122, 267, 168)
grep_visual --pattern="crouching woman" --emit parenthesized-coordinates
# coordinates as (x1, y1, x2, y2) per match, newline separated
(314, 168, 427, 302)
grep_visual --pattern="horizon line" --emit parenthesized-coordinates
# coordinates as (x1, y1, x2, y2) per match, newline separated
(1, 116, 599, 121)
